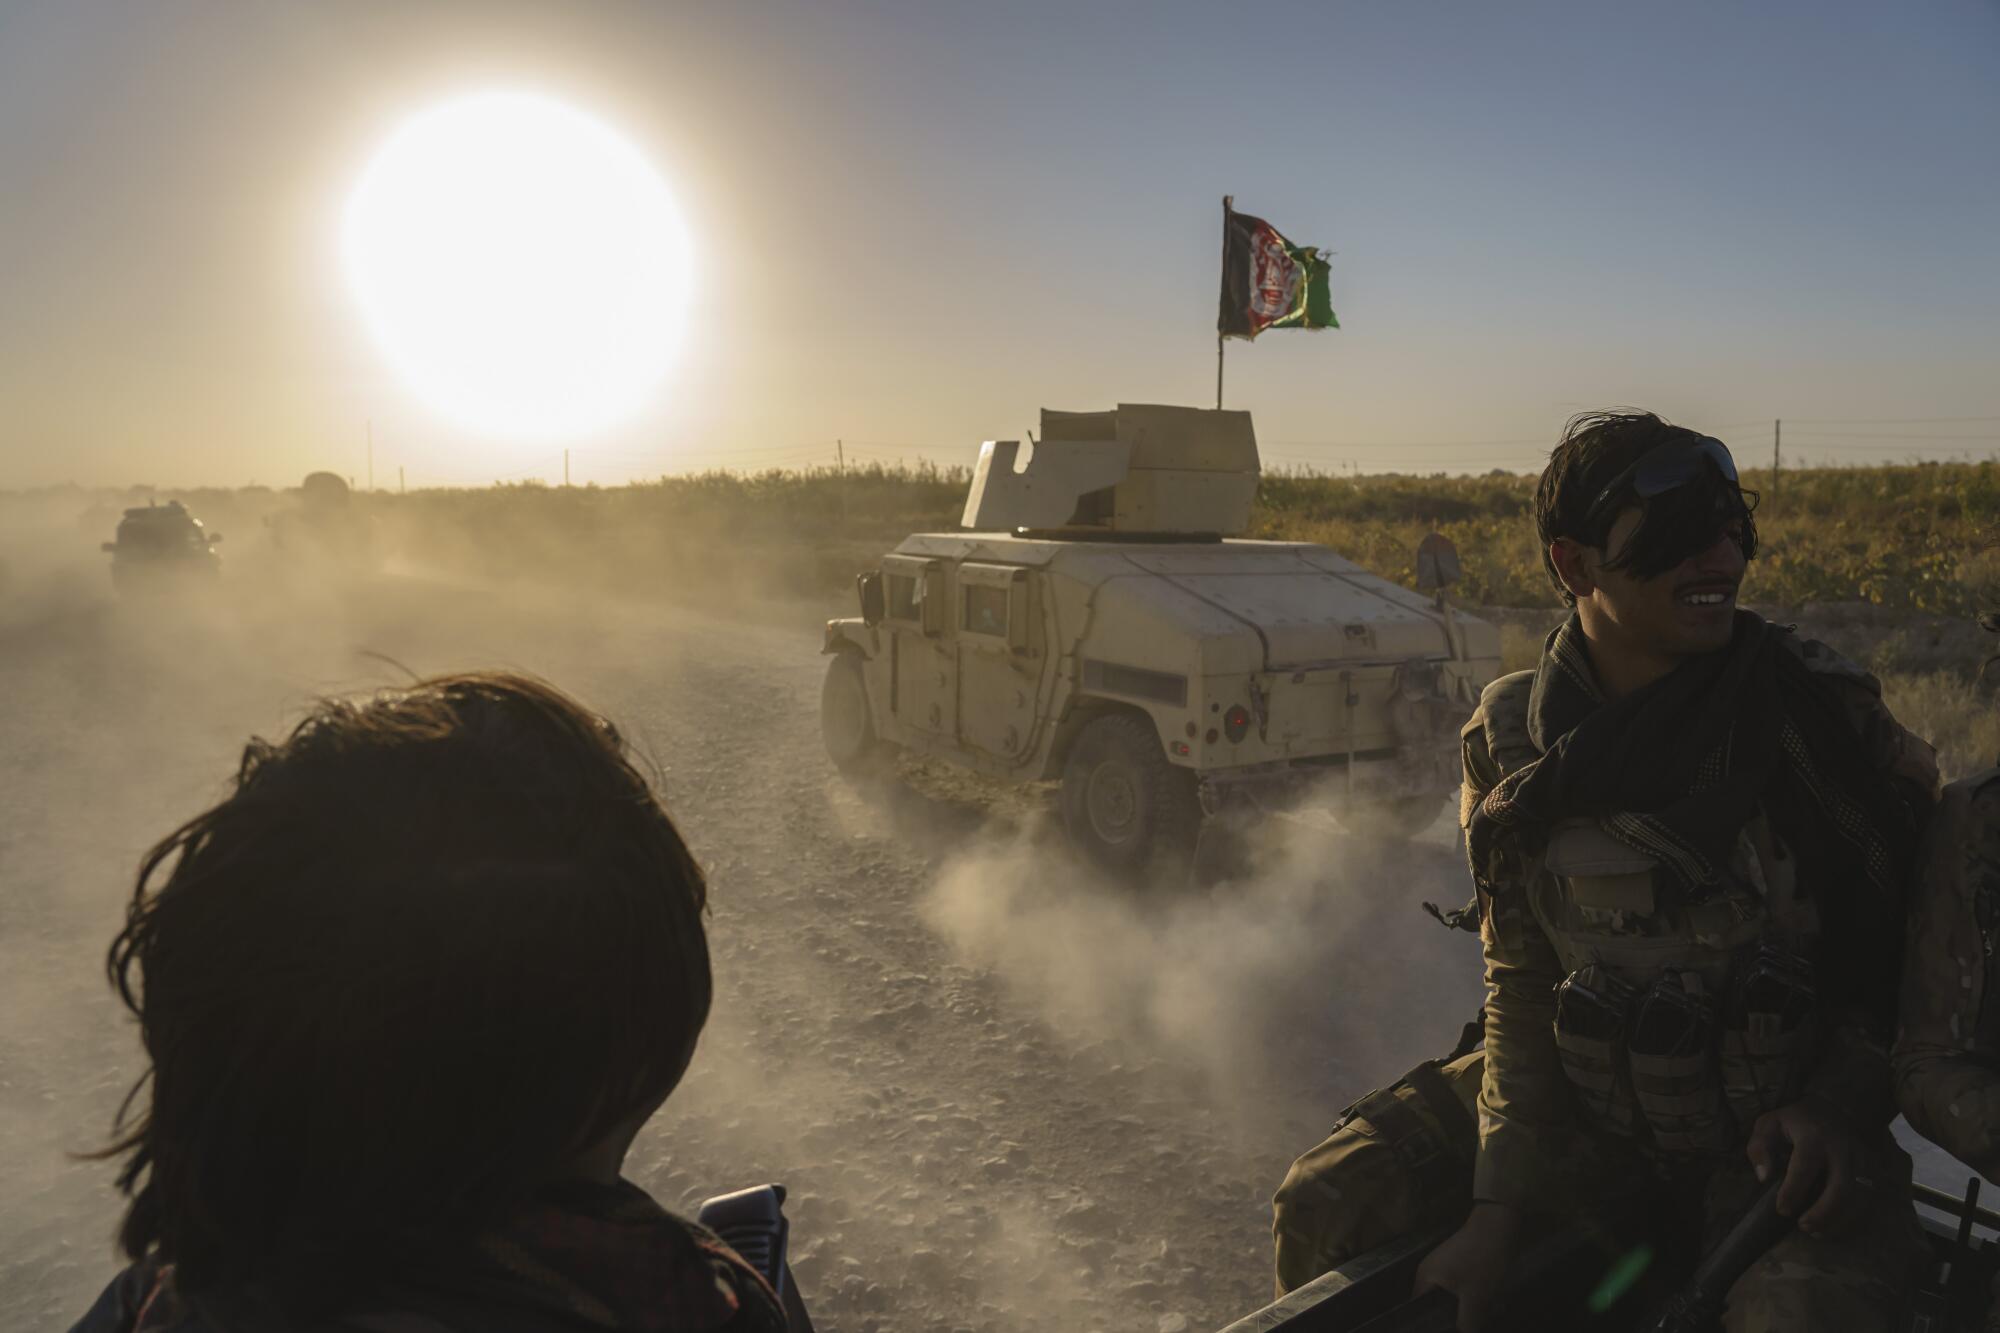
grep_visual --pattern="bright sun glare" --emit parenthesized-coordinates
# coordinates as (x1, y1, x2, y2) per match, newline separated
(344, 91, 691, 438)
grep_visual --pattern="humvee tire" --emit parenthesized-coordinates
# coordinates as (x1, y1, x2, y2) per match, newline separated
(1338, 793, 1447, 841)
(1060, 713, 1201, 875)
(821, 652, 891, 776)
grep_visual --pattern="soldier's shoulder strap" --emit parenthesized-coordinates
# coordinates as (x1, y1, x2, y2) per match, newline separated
(1461, 668, 1540, 792)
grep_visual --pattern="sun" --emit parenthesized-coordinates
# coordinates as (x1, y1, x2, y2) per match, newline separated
(343, 91, 692, 438)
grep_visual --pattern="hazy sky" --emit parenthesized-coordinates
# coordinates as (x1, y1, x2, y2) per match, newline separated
(2, 0, 1996, 487)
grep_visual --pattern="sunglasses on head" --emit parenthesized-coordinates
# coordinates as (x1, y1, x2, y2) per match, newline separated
(1584, 435, 1739, 524)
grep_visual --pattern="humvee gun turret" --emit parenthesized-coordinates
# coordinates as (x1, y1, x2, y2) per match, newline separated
(820, 404, 1502, 873)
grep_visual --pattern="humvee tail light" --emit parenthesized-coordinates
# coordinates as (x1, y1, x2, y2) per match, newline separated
(1224, 705, 1251, 743)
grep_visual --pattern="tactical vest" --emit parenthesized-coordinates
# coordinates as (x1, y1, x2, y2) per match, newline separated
(1471, 674, 1821, 1155)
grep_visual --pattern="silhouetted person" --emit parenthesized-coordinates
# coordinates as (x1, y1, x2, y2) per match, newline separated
(71, 672, 788, 1333)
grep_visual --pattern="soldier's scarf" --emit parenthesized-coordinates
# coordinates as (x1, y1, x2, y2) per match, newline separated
(1468, 611, 1922, 999)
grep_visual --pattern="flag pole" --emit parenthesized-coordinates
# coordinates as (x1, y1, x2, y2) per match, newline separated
(1216, 195, 1232, 409)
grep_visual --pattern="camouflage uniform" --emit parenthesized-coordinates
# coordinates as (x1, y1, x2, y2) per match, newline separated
(1895, 767, 2000, 1183)
(1272, 1049, 1484, 1295)
(1275, 631, 1940, 1329)
(1896, 769, 2000, 1331)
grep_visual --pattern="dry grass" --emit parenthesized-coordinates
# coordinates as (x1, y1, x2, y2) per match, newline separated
(14, 461, 1998, 782)
(22, 458, 1997, 616)
(1880, 670, 2000, 784)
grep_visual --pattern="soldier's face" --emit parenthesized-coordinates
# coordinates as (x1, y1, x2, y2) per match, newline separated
(1577, 505, 1747, 658)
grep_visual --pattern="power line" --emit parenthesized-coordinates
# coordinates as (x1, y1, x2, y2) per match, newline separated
(1782, 415, 2000, 425)
(1779, 430, 2000, 442)
(1780, 441, 1998, 454)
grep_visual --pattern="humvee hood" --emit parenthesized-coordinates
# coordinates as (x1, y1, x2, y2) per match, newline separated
(1117, 548, 1455, 670)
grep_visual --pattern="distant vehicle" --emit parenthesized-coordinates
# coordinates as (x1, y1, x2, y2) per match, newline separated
(101, 500, 222, 592)
(267, 471, 375, 572)
(820, 404, 1503, 874)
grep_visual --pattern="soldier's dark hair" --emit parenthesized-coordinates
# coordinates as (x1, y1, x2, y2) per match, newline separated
(1534, 410, 1759, 605)
(93, 671, 711, 1311)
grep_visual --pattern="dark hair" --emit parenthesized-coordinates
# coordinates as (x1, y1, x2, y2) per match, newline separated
(96, 672, 711, 1307)
(1534, 410, 1759, 605)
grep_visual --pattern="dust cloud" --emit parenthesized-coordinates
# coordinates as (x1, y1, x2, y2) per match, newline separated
(921, 815, 1483, 1140)
(0, 485, 1489, 1333)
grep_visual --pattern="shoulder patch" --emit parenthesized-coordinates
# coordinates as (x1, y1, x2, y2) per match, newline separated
(1473, 670, 1538, 778)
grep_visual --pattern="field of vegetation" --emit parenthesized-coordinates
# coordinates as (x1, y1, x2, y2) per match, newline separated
(337, 458, 2000, 613)
(361, 460, 2000, 781)
(12, 459, 2000, 776)
(30, 458, 2000, 613)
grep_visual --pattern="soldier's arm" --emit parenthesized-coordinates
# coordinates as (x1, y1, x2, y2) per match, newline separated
(1894, 777, 2000, 1180)
(1785, 643, 1941, 1129)
(1786, 634, 1940, 802)
(1460, 709, 1586, 1212)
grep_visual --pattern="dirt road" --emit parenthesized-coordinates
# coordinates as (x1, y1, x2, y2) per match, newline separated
(0, 563, 1487, 1332)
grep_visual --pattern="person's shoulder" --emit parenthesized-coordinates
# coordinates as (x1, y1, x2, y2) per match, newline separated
(70, 1261, 211, 1333)
(1775, 626, 1940, 798)
(1936, 765, 2000, 835)
(1944, 764, 2000, 799)
(1774, 628, 1880, 691)
(1462, 670, 1536, 795)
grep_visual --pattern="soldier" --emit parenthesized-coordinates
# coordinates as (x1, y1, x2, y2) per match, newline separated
(1893, 617, 2000, 1327)
(1275, 411, 1939, 1330)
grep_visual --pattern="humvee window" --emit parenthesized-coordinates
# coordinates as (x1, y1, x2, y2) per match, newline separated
(887, 575, 918, 621)
(963, 584, 1008, 637)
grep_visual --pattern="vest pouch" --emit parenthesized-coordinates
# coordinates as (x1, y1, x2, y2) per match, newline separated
(1720, 943, 1817, 1130)
(1545, 821, 1659, 926)
(1553, 963, 1639, 1135)
(1627, 971, 1734, 1154)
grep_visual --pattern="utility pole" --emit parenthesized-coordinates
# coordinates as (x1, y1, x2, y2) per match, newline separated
(564, 449, 570, 487)
(367, 419, 374, 491)
(1772, 419, 1782, 503)
(837, 439, 849, 528)
(398, 466, 405, 495)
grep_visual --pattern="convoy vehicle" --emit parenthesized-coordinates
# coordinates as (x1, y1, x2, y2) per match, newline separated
(819, 404, 1503, 872)
(100, 500, 222, 592)
(267, 471, 376, 571)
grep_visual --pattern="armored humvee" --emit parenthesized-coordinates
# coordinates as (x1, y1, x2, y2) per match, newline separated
(820, 404, 1502, 872)
(101, 500, 222, 592)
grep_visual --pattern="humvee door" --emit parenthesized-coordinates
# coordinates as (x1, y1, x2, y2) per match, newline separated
(881, 554, 957, 740)
(954, 562, 1043, 764)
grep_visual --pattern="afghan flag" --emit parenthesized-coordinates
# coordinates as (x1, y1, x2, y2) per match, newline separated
(1217, 198, 1336, 339)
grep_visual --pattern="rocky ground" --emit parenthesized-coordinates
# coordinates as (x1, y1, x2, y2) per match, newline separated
(0, 552, 1980, 1332)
